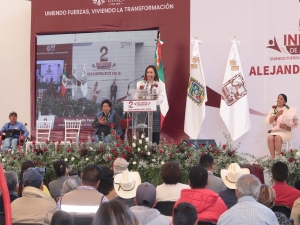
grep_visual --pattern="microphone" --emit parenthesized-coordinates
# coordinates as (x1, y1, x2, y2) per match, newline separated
(126, 75, 144, 98)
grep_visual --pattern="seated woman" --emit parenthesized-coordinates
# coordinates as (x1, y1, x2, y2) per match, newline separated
(49, 160, 81, 200)
(265, 94, 298, 158)
(92, 99, 122, 143)
(97, 166, 117, 200)
(156, 161, 190, 201)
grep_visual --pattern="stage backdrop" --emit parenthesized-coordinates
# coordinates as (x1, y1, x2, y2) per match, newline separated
(30, 0, 190, 140)
(191, 0, 300, 157)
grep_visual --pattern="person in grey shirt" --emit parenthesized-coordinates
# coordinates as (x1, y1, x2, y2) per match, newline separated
(199, 154, 226, 193)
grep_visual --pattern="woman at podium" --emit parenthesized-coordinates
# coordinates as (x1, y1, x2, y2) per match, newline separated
(136, 65, 166, 144)
(265, 94, 298, 158)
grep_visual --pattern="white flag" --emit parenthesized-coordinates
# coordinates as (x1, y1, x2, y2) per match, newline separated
(220, 38, 251, 141)
(72, 64, 77, 97)
(81, 64, 88, 97)
(184, 39, 207, 139)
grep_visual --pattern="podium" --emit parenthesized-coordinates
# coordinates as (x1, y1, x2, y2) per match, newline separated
(123, 89, 157, 143)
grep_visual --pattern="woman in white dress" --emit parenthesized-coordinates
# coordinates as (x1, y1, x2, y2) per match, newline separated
(265, 94, 297, 158)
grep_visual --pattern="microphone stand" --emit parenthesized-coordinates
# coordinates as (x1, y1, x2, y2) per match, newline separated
(126, 75, 144, 100)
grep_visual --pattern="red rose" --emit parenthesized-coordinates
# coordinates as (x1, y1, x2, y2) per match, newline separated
(211, 144, 214, 147)
(43, 148, 47, 152)
(290, 149, 293, 152)
(201, 152, 205, 156)
(70, 139, 73, 143)
(174, 141, 178, 145)
(188, 153, 192, 157)
(140, 85, 143, 89)
(272, 105, 276, 109)
(115, 152, 119, 157)
(58, 140, 61, 145)
(289, 158, 293, 162)
(67, 149, 71, 153)
(116, 143, 120, 147)
(125, 146, 129, 150)
(34, 161, 37, 165)
(216, 150, 220, 154)
(110, 123, 114, 128)
(222, 144, 226, 149)
(188, 143, 192, 147)
(155, 84, 158, 87)
(115, 136, 119, 140)
(280, 151, 284, 155)
(32, 141, 36, 145)
(111, 149, 115, 153)
(13, 156, 17, 160)
(169, 153, 173, 157)
(82, 139, 86, 143)
(122, 154, 126, 159)
(199, 143, 203, 147)
(91, 138, 95, 142)
(159, 150, 163, 154)
(122, 140, 124, 144)
(5, 151, 8, 155)
(167, 139, 171, 144)
(40, 162, 43, 166)
(107, 157, 111, 161)
(57, 147, 60, 152)
(33, 149, 37, 153)
(129, 148, 133, 152)
(46, 140, 49, 144)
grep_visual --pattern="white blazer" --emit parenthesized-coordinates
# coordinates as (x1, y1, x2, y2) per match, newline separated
(136, 80, 165, 105)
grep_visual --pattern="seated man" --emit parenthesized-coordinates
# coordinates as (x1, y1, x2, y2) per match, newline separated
(11, 168, 57, 224)
(175, 165, 227, 223)
(199, 154, 226, 193)
(173, 202, 198, 225)
(0, 171, 19, 212)
(272, 161, 300, 209)
(61, 164, 108, 215)
(130, 182, 170, 225)
(0, 111, 29, 151)
(218, 174, 279, 225)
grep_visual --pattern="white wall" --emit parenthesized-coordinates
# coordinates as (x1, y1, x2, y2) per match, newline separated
(0, 0, 31, 131)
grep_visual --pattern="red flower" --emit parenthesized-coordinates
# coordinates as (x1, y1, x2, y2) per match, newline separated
(125, 146, 129, 150)
(272, 105, 276, 109)
(222, 144, 226, 149)
(45, 140, 49, 144)
(274, 117, 278, 121)
(199, 143, 203, 147)
(116, 142, 120, 147)
(188, 153, 192, 157)
(167, 139, 171, 144)
(112, 130, 116, 135)
(174, 141, 178, 145)
(169, 153, 173, 157)
(115, 152, 119, 157)
(40, 162, 43, 166)
(5, 151, 8, 155)
(32, 141, 36, 145)
(290, 149, 293, 152)
(201, 152, 205, 156)
(289, 158, 293, 162)
(58, 140, 61, 145)
(188, 143, 192, 147)
(211, 144, 214, 147)
(122, 154, 127, 159)
(91, 138, 95, 142)
(140, 85, 144, 89)
(280, 151, 284, 155)
(33, 149, 37, 153)
(122, 140, 124, 144)
(13, 156, 17, 160)
(70, 139, 73, 143)
(82, 139, 86, 143)
(111, 149, 115, 153)
(159, 149, 163, 154)
(115, 136, 119, 140)
(216, 150, 220, 154)
(155, 84, 158, 87)
(43, 148, 47, 152)
(129, 148, 133, 153)
(107, 157, 111, 161)
(110, 123, 114, 128)
(57, 147, 60, 152)
(67, 149, 72, 153)
(34, 161, 37, 165)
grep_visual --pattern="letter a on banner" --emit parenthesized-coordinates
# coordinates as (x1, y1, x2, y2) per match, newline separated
(220, 36, 251, 141)
(184, 37, 207, 138)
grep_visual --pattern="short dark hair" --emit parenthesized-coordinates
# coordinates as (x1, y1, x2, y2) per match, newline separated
(82, 164, 102, 186)
(271, 161, 288, 182)
(173, 202, 198, 225)
(144, 65, 159, 82)
(278, 93, 287, 104)
(53, 160, 67, 177)
(97, 166, 114, 195)
(161, 162, 182, 184)
(199, 154, 214, 169)
(18, 160, 35, 196)
(189, 165, 208, 189)
(101, 99, 112, 108)
(51, 210, 74, 225)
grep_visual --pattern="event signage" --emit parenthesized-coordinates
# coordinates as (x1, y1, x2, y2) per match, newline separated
(123, 100, 156, 112)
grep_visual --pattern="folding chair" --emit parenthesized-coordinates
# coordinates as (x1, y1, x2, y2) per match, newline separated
(56, 120, 81, 147)
(154, 201, 175, 216)
(282, 139, 293, 151)
(25, 120, 52, 153)
(272, 205, 291, 218)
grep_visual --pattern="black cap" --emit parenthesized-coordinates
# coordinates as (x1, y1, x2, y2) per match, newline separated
(9, 111, 17, 116)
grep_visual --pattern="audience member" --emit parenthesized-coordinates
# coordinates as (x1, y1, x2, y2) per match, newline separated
(11, 168, 57, 224)
(57, 178, 79, 209)
(93, 199, 140, 225)
(113, 158, 129, 175)
(173, 202, 198, 225)
(51, 210, 74, 225)
(219, 163, 250, 209)
(114, 169, 141, 208)
(0, 171, 19, 212)
(217, 174, 279, 225)
(272, 161, 300, 208)
(49, 160, 81, 200)
(199, 154, 226, 193)
(18, 160, 51, 197)
(291, 197, 300, 225)
(97, 166, 117, 200)
(61, 164, 108, 215)
(175, 165, 227, 223)
(258, 184, 291, 225)
(130, 182, 169, 225)
(156, 161, 190, 201)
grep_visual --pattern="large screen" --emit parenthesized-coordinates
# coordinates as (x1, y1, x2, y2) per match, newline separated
(35, 30, 157, 130)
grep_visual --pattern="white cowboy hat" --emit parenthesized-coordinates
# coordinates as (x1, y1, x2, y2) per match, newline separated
(114, 169, 141, 199)
(221, 163, 250, 189)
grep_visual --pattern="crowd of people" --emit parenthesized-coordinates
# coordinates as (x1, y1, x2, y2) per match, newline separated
(1, 153, 300, 225)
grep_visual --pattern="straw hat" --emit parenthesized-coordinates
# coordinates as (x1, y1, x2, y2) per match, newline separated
(221, 163, 250, 189)
(114, 170, 141, 199)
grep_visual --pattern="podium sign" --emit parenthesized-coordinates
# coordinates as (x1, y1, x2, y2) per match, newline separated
(123, 100, 156, 112)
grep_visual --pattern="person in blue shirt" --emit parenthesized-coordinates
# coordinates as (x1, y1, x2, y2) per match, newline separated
(0, 111, 29, 151)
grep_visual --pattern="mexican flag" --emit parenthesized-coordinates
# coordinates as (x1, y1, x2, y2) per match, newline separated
(155, 38, 169, 126)
(61, 63, 67, 96)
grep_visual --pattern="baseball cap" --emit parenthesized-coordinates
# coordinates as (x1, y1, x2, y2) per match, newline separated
(136, 182, 156, 208)
(23, 167, 44, 187)
(9, 111, 17, 116)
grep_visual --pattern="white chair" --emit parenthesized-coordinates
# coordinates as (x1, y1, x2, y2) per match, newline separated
(26, 120, 52, 152)
(37, 89, 44, 102)
(55, 120, 81, 147)
(282, 139, 293, 151)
